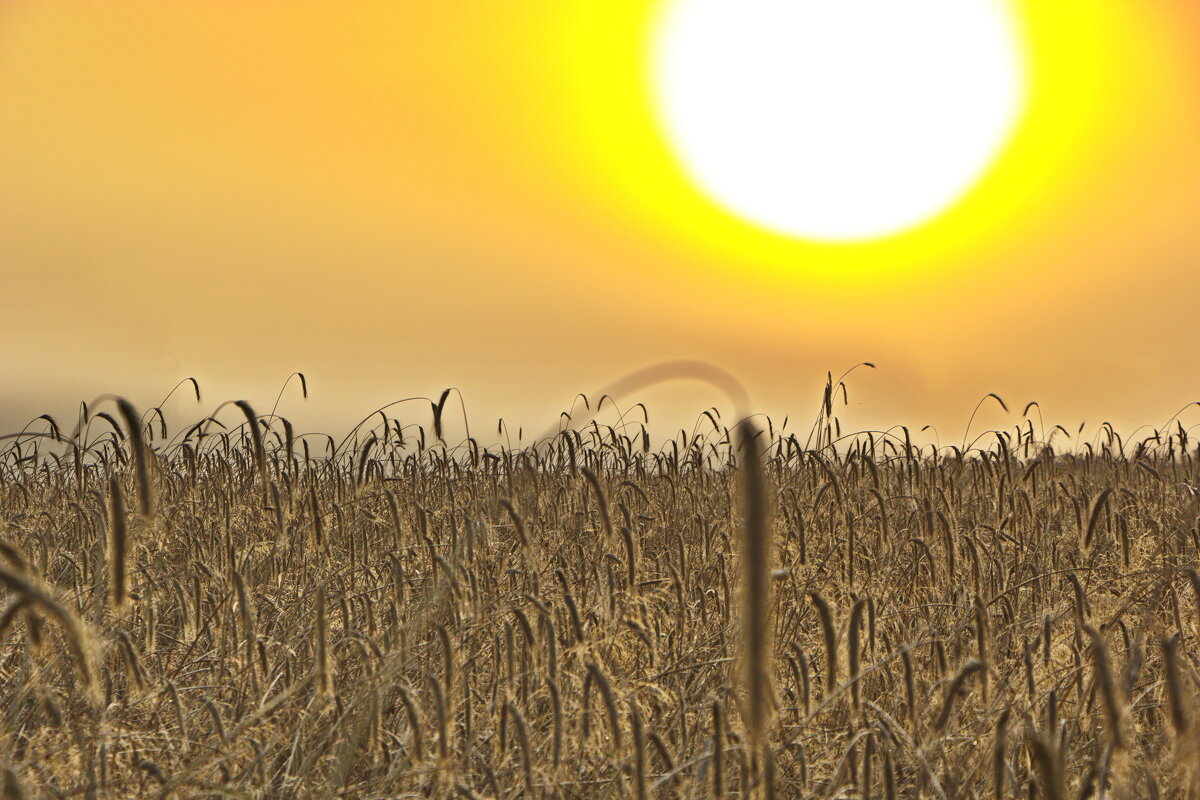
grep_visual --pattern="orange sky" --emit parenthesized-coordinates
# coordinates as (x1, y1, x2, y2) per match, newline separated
(2, 1, 1199, 440)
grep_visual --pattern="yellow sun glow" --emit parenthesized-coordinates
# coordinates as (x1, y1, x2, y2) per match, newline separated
(556, 0, 1129, 282)
(650, 0, 1027, 242)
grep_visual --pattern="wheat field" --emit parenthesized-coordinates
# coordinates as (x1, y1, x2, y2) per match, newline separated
(1, 375, 1198, 799)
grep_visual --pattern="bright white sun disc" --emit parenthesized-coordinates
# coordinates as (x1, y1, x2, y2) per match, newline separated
(651, 0, 1026, 241)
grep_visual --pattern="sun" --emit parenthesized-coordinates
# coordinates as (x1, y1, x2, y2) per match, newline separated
(650, 0, 1028, 243)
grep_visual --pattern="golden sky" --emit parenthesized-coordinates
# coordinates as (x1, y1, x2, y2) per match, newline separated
(2, 1, 1199, 438)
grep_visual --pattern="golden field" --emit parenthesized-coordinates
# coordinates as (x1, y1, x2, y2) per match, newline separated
(1, 375, 1198, 798)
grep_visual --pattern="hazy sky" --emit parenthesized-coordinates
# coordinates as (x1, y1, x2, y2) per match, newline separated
(2, 1, 1199, 440)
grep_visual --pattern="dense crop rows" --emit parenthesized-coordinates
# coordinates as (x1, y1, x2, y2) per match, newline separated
(1, 376, 1199, 798)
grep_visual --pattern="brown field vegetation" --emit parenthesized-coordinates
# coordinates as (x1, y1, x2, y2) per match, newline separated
(1, 375, 1199, 798)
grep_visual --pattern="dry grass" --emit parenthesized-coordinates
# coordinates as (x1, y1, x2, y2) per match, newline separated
(1, 377, 1199, 799)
